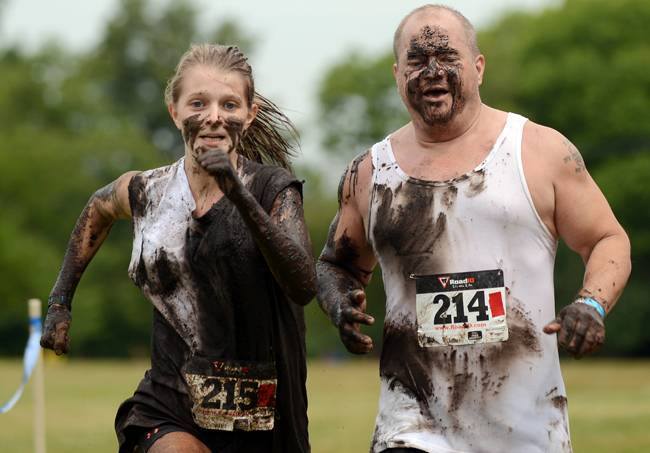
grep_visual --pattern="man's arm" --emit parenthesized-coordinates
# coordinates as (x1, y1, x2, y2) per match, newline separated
(40, 171, 138, 355)
(316, 151, 378, 354)
(525, 124, 631, 358)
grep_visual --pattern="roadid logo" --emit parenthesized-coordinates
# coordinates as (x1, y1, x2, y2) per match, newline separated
(438, 275, 476, 288)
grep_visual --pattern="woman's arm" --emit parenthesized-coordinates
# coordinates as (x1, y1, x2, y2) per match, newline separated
(197, 149, 316, 305)
(40, 171, 138, 355)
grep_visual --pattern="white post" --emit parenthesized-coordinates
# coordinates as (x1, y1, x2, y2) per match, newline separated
(29, 299, 46, 453)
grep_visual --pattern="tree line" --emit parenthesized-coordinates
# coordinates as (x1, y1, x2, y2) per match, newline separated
(1, 0, 648, 357)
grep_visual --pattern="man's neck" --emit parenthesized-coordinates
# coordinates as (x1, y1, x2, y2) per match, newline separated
(412, 100, 484, 145)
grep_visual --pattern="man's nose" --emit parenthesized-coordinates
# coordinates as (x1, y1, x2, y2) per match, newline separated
(425, 58, 444, 78)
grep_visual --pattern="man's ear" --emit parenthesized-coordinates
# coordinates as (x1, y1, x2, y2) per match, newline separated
(475, 54, 485, 86)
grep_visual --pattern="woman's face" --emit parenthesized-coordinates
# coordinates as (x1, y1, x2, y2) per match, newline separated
(169, 64, 258, 160)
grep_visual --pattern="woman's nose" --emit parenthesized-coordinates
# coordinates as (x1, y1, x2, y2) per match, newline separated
(205, 106, 223, 126)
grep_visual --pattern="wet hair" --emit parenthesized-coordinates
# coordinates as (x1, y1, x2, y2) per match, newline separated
(165, 43, 297, 169)
(393, 4, 480, 61)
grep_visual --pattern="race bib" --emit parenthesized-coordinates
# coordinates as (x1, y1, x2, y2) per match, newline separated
(183, 356, 277, 431)
(412, 269, 508, 347)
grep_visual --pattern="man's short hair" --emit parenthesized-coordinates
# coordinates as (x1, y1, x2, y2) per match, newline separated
(393, 4, 480, 61)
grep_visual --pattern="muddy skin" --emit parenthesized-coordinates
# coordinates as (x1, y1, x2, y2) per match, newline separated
(404, 25, 465, 125)
(183, 113, 245, 165)
(317, 163, 374, 351)
(317, 211, 369, 317)
(40, 304, 72, 355)
(41, 183, 121, 353)
(553, 301, 605, 358)
(182, 114, 203, 153)
(345, 150, 370, 201)
(223, 166, 316, 306)
(224, 117, 245, 151)
(317, 213, 367, 322)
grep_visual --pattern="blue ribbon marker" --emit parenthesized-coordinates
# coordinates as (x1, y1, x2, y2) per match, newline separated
(0, 310, 42, 414)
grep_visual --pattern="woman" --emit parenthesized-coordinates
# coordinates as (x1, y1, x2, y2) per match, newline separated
(40, 43, 316, 452)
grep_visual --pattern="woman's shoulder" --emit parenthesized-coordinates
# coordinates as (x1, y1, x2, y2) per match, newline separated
(134, 159, 183, 184)
(241, 157, 301, 212)
(128, 159, 184, 216)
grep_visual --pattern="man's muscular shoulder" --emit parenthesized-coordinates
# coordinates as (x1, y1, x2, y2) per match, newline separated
(522, 120, 588, 238)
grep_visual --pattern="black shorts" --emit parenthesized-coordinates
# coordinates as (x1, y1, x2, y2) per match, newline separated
(133, 422, 272, 452)
(115, 372, 273, 453)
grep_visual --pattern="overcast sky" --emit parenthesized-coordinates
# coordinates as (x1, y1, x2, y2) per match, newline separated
(1, 0, 558, 164)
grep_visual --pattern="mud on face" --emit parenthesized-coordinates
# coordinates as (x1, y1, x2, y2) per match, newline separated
(182, 113, 246, 160)
(404, 25, 465, 125)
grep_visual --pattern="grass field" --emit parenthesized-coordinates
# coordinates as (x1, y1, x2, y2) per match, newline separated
(1, 357, 649, 452)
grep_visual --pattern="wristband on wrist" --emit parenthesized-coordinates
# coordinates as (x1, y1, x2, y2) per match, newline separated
(48, 294, 72, 309)
(575, 296, 606, 318)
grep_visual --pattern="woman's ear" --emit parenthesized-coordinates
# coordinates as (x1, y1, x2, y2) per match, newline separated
(244, 103, 259, 131)
(168, 103, 182, 129)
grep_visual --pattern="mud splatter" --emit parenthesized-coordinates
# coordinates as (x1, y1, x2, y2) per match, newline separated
(551, 395, 567, 410)
(147, 249, 181, 298)
(128, 174, 149, 218)
(442, 185, 458, 208)
(346, 150, 370, 200)
(182, 113, 203, 150)
(381, 322, 438, 405)
(223, 117, 244, 152)
(336, 231, 361, 263)
(466, 169, 486, 197)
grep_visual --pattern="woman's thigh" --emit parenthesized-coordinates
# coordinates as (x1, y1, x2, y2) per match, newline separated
(149, 431, 210, 453)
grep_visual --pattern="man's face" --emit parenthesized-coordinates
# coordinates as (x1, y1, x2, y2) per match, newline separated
(394, 12, 482, 126)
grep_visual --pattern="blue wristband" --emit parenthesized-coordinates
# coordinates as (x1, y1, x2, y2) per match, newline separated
(576, 297, 606, 318)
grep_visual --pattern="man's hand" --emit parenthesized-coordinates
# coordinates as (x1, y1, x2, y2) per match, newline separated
(543, 301, 605, 359)
(40, 304, 72, 355)
(336, 289, 375, 354)
(196, 147, 242, 197)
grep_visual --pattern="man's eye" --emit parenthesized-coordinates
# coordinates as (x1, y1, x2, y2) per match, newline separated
(190, 100, 204, 108)
(224, 101, 237, 110)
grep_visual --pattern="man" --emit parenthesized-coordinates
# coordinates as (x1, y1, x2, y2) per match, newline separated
(316, 4, 631, 453)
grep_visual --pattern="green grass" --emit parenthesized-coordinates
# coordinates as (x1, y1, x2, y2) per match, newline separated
(1, 357, 649, 452)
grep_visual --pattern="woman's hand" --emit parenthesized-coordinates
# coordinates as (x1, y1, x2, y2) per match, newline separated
(196, 147, 243, 197)
(40, 304, 72, 355)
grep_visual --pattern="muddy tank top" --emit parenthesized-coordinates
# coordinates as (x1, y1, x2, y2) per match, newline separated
(124, 157, 309, 452)
(367, 113, 571, 453)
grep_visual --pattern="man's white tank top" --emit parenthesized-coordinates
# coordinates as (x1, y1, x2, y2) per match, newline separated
(367, 113, 571, 453)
